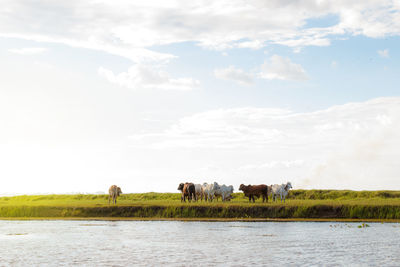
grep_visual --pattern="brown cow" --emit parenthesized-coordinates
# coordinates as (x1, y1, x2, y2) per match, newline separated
(239, 184, 269, 203)
(177, 182, 196, 202)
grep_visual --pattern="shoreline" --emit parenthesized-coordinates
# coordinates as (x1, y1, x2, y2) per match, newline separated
(2, 192, 400, 221)
(1, 217, 399, 223)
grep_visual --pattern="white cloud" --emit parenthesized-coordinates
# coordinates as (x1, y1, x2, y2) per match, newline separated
(214, 66, 253, 85)
(378, 49, 389, 58)
(132, 98, 400, 149)
(98, 64, 199, 91)
(8, 47, 47, 55)
(238, 160, 305, 171)
(259, 55, 308, 81)
(0, 1, 399, 61)
(130, 97, 400, 190)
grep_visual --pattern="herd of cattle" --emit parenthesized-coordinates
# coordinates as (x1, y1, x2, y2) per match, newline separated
(177, 182, 293, 203)
(108, 182, 292, 204)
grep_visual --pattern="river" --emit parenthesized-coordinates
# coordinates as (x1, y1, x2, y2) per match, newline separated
(1, 220, 399, 266)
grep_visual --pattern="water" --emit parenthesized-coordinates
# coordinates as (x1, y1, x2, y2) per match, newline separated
(0, 220, 399, 266)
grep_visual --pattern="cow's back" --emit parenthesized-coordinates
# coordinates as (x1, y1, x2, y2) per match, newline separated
(271, 184, 282, 194)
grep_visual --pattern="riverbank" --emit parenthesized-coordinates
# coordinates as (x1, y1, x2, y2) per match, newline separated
(1, 203, 400, 220)
(1, 191, 400, 220)
(1, 217, 400, 223)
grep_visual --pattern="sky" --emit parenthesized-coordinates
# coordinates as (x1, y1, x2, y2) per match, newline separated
(1, 0, 399, 194)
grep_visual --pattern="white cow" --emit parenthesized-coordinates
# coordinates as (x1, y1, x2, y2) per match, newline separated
(271, 182, 292, 203)
(202, 182, 220, 202)
(194, 184, 203, 201)
(214, 183, 234, 202)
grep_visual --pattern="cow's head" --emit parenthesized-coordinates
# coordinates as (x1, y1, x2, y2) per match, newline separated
(177, 183, 185, 191)
(285, 182, 292, 191)
(117, 187, 122, 196)
(229, 185, 234, 193)
(239, 184, 245, 191)
(212, 182, 220, 190)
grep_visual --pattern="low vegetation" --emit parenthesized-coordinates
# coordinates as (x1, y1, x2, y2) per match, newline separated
(1, 190, 400, 220)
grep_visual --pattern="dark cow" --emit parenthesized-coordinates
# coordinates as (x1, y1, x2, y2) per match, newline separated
(239, 184, 269, 203)
(177, 182, 196, 202)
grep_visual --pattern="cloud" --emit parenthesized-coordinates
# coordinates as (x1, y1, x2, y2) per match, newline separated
(98, 64, 199, 91)
(216, 57, 308, 85)
(8, 47, 47, 55)
(238, 160, 305, 171)
(378, 49, 389, 58)
(259, 55, 308, 81)
(130, 97, 400, 189)
(214, 66, 253, 85)
(0, 1, 400, 61)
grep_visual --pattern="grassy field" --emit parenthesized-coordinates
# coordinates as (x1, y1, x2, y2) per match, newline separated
(1, 190, 400, 220)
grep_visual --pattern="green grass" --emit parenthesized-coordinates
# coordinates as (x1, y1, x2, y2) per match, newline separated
(1, 190, 400, 220)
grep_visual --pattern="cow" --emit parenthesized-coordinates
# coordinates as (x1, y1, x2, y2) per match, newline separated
(239, 184, 269, 203)
(177, 182, 196, 202)
(201, 182, 220, 202)
(214, 184, 234, 202)
(108, 185, 122, 205)
(271, 182, 292, 203)
(194, 184, 203, 201)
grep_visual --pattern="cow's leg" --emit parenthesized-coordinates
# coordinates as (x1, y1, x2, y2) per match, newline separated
(248, 195, 252, 202)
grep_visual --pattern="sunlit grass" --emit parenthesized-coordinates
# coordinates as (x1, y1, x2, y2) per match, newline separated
(1, 190, 400, 219)
(1, 190, 400, 207)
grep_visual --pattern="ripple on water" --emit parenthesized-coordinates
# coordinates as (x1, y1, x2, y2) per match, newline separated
(0, 221, 399, 266)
